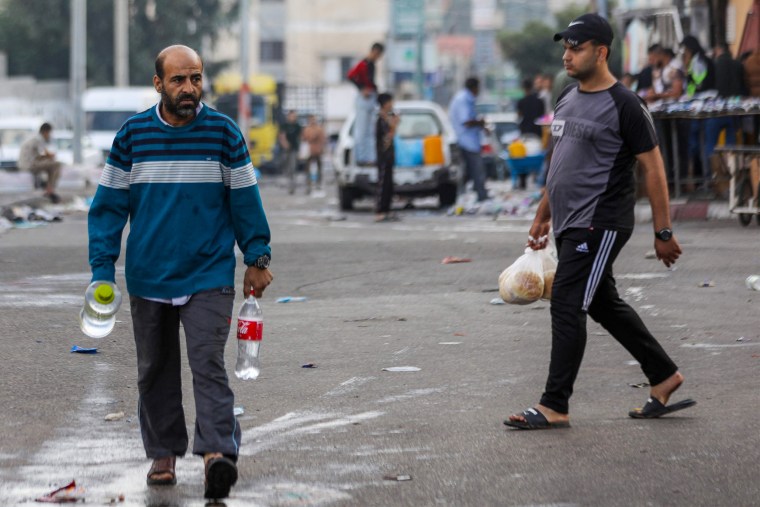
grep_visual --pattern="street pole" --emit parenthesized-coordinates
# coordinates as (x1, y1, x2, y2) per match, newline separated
(238, 0, 250, 146)
(114, 0, 129, 87)
(70, 0, 86, 164)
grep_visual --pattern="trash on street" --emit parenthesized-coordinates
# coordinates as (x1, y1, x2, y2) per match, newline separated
(441, 256, 471, 264)
(276, 296, 308, 303)
(301, 363, 317, 368)
(104, 411, 125, 422)
(383, 474, 412, 481)
(35, 480, 84, 503)
(70, 345, 98, 354)
(382, 366, 421, 372)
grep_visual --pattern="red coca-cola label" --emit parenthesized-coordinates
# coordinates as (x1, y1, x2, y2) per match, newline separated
(237, 318, 263, 341)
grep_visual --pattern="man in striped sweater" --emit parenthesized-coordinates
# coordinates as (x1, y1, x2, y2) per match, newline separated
(88, 45, 273, 499)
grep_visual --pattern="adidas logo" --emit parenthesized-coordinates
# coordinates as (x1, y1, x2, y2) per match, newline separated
(576, 242, 589, 253)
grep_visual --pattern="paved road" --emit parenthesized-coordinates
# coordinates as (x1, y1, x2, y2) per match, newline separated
(0, 180, 758, 506)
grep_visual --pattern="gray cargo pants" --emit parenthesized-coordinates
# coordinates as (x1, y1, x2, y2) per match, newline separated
(129, 287, 241, 461)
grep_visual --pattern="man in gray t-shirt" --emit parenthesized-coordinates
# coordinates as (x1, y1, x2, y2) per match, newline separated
(505, 14, 694, 430)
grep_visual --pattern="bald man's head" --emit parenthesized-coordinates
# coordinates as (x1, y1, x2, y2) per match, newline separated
(155, 45, 203, 80)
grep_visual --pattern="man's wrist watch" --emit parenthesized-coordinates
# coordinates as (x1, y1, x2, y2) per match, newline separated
(655, 228, 673, 241)
(253, 255, 270, 270)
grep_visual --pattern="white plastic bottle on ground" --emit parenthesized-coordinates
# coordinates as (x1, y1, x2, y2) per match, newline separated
(746, 275, 760, 291)
(79, 281, 122, 338)
(235, 294, 263, 380)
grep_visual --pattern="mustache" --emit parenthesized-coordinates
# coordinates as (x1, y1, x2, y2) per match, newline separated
(176, 93, 198, 103)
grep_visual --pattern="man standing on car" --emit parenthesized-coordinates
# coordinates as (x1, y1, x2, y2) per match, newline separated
(504, 14, 694, 430)
(449, 76, 489, 202)
(347, 42, 384, 166)
(88, 45, 273, 499)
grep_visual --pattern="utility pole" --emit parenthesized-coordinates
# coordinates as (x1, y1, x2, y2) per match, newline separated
(238, 0, 250, 146)
(70, 0, 86, 164)
(114, 0, 129, 86)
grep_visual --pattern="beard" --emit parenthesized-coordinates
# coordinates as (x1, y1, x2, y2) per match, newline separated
(161, 88, 202, 119)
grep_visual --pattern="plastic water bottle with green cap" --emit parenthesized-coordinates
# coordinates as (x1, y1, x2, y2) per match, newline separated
(79, 281, 122, 338)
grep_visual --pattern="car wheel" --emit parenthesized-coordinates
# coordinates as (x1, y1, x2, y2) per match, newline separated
(438, 183, 457, 208)
(338, 185, 355, 211)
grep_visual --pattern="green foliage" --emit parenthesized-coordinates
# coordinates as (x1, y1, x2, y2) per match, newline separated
(499, 3, 624, 80)
(499, 21, 563, 79)
(0, 0, 236, 86)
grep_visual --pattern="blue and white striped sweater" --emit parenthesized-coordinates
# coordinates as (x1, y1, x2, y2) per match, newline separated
(88, 103, 271, 299)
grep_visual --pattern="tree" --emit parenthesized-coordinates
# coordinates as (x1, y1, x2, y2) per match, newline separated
(499, 21, 563, 79)
(0, 0, 236, 86)
(499, 3, 623, 80)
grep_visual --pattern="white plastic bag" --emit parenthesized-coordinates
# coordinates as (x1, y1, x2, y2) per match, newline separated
(537, 247, 557, 300)
(499, 248, 545, 305)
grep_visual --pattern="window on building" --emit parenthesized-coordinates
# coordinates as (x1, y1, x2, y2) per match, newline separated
(260, 40, 284, 62)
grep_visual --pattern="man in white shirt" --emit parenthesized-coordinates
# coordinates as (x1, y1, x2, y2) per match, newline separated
(18, 123, 62, 203)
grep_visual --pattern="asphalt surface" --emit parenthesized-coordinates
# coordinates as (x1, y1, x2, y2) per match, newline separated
(0, 177, 759, 506)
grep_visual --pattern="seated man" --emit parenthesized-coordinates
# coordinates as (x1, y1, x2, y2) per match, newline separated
(18, 123, 62, 203)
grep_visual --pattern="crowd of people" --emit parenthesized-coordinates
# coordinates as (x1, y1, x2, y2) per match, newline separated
(618, 36, 756, 195)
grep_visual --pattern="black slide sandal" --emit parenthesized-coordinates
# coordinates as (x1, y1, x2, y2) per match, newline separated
(629, 397, 697, 419)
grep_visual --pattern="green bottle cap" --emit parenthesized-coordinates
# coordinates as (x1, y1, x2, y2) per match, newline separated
(94, 284, 115, 304)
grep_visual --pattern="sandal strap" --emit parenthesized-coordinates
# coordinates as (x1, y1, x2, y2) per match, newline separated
(148, 456, 176, 476)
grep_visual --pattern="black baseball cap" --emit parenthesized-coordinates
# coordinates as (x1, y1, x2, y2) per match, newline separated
(554, 13, 614, 47)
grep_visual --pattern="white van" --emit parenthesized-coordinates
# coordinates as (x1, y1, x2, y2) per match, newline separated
(0, 116, 45, 170)
(83, 87, 158, 157)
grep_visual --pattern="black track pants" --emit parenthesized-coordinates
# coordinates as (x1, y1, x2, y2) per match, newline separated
(539, 227, 678, 414)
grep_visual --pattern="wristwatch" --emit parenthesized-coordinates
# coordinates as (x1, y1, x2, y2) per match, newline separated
(253, 255, 270, 270)
(654, 228, 673, 241)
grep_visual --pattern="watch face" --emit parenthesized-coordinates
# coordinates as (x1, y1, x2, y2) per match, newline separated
(255, 256, 270, 269)
(657, 229, 672, 241)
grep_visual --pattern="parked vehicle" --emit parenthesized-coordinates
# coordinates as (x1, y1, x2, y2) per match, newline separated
(213, 73, 280, 170)
(51, 130, 104, 168)
(332, 100, 461, 210)
(0, 116, 45, 170)
(83, 87, 159, 158)
(482, 112, 519, 180)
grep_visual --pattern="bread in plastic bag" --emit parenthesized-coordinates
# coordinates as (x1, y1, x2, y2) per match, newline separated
(499, 248, 545, 304)
(538, 247, 557, 300)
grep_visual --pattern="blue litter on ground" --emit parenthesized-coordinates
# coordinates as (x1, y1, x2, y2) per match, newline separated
(71, 345, 98, 354)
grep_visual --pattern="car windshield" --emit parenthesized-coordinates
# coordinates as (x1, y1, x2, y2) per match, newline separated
(86, 111, 135, 131)
(0, 128, 34, 147)
(395, 111, 441, 139)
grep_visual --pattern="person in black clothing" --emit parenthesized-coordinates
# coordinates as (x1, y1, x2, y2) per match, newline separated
(516, 78, 545, 137)
(704, 43, 747, 185)
(278, 110, 302, 195)
(375, 92, 400, 222)
(634, 44, 661, 97)
(505, 13, 691, 431)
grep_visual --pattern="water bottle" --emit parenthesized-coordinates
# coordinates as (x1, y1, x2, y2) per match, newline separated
(79, 281, 122, 338)
(235, 295, 263, 380)
(746, 275, 760, 291)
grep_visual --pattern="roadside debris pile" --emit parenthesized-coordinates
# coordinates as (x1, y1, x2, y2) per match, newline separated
(449, 184, 543, 218)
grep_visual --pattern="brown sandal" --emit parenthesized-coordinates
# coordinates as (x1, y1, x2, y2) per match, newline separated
(147, 456, 176, 486)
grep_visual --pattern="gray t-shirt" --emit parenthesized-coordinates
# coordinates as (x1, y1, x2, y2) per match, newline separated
(546, 82, 658, 235)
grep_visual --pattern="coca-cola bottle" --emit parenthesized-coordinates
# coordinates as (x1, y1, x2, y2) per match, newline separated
(235, 295, 263, 380)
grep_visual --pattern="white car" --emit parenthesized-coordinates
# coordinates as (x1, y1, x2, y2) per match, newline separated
(0, 116, 44, 170)
(332, 100, 461, 210)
